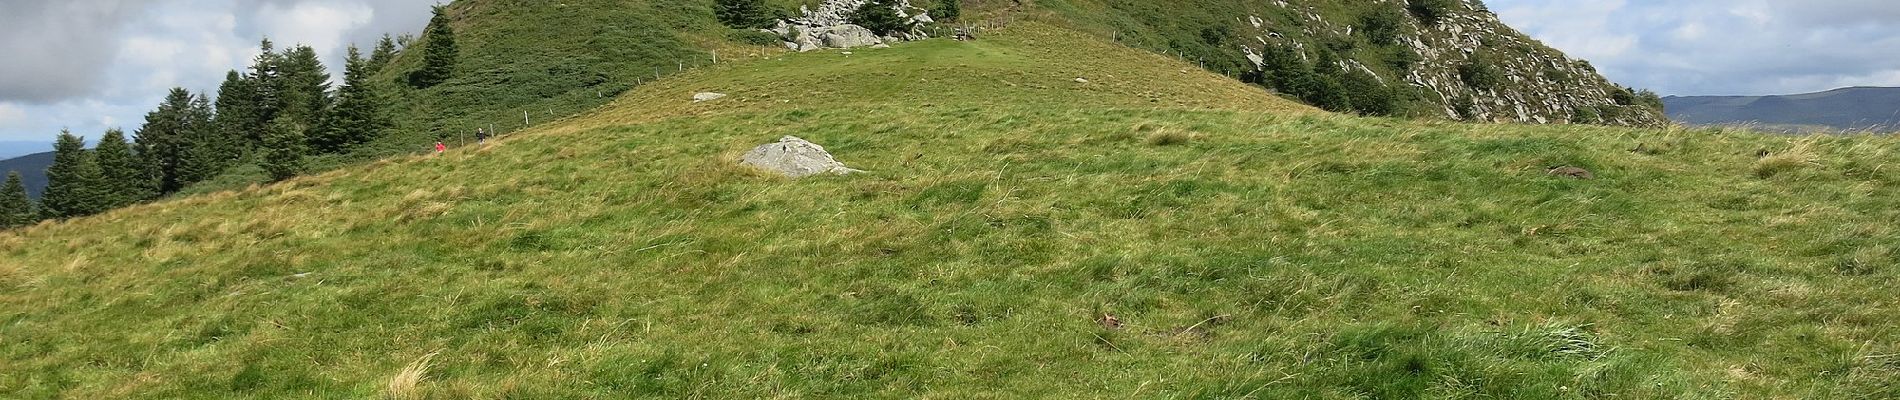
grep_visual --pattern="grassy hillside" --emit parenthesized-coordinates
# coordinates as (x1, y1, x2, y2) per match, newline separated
(6, 21, 1900, 399)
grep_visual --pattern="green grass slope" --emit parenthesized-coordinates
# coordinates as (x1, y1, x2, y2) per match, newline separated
(5, 22, 1900, 399)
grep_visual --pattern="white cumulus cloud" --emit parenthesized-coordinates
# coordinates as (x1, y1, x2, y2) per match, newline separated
(1491, 0, 1900, 96)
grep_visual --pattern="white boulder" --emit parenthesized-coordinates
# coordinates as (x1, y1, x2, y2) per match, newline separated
(740, 136, 861, 178)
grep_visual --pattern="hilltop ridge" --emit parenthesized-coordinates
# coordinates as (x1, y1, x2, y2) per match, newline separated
(1665, 86, 1900, 132)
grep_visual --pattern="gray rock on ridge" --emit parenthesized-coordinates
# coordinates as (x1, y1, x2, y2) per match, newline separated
(819, 25, 883, 48)
(771, 0, 932, 51)
(740, 136, 861, 178)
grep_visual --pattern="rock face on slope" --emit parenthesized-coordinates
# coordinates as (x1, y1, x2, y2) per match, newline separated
(766, 0, 933, 51)
(1080, 0, 1667, 127)
(1244, 1, 1663, 125)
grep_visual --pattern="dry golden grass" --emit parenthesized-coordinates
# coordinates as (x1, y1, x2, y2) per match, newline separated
(1755, 141, 1823, 178)
(386, 352, 439, 400)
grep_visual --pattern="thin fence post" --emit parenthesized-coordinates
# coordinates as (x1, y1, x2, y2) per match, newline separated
(524, 111, 529, 126)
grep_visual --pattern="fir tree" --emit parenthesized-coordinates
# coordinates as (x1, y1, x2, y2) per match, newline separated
(411, 5, 459, 88)
(1358, 5, 1406, 46)
(314, 46, 388, 154)
(368, 34, 400, 73)
(1338, 68, 1401, 116)
(932, 0, 960, 23)
(276, 45, 332, 129)
(247, 38, 284, 146)
(178, 94, 225, 185)
(261, 116, 308, 181)
(0, 171, 33, 228)
(715, 0, 773, 29)
(849, 0, 908, 36)
(42, 131, 105, 219)
(1407, 0, 1459, 25)
(136, 88, 198, 194)
(214, 70, 260, 153)
(93, 128, 149, 208)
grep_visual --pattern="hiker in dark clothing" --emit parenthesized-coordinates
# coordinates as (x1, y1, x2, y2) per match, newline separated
(476, 128, 488, 144)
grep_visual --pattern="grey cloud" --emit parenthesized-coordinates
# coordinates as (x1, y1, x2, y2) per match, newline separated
(232, 0, 434, 54)
(0, 0, 143, 103)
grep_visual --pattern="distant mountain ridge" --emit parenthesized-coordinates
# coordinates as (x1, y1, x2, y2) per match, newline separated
(0, 151, 53, 198)
(1664, 86, 1900, 132)
(0, 141, 53, 160)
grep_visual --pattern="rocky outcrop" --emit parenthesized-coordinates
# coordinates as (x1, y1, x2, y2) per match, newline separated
(818, 25, 883, 48)
(765, 0, 933, 52)
(740, 136, 861, 178)
(1217, 0, 1666, 127)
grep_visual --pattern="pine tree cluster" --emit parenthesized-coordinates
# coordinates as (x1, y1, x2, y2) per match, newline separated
(1247, 45, 1402, 117)
(10, 33, 406, 226)
(715, 0, 776, 29)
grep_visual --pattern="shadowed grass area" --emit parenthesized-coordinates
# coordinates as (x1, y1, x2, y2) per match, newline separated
(3, 21, 1899, 399)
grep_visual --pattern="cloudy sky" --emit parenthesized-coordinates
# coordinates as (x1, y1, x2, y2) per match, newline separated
(1490, 0, 1900, 97)
(0, 0, 433, 143)
(4, 1, 1900, 143)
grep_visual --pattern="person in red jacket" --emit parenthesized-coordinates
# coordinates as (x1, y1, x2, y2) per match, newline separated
(434, 141, 446, 154)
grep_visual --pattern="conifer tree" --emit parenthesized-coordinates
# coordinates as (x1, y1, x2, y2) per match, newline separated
(261, 116, 308, 181)
(1358, 5, 1406, 46)
(411, 5, 459, 88)
(368, 34, 400, 72)
(247, 39, 284, 145)
(214, 70, 260, 152)
(1407, 0, 1458, 25)
(277, 45, 332, 129)
(932, 0, 960, 23)
(716, 0, 773, 28)
(314, 46, 387, 153)
(178, 94, 226, 185)
(136, 88, 198, 194)
(42, 131, 105, 219)
(93, 128, 149, 208)
(849, 0, 907, 36)
(0, 171, 33, 228)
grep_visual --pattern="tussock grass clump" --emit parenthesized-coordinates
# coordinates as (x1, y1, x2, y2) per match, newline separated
(386, 352, 438, 400)
(1527, 322, 1611, 360)
(1135, 123, 1199, 146)
(1145, 129, 1195, 146)
(1754, 141, 1821, 178)
(1837, 246, 1894, 276)
(0, 264, 28, 291)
